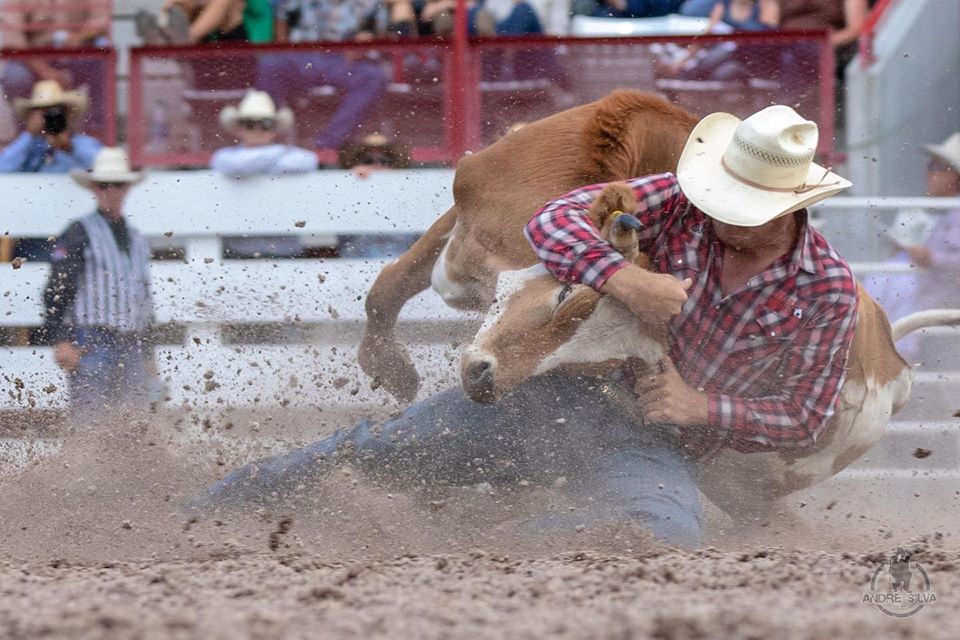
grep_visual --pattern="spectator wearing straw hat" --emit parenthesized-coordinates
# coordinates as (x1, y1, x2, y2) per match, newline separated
(41, 148, 163, 412)
(906, 134, 960, 315)
(211, 90, 317, 178)
(0, 80, 102, 174)
(212, 91, 315, 258)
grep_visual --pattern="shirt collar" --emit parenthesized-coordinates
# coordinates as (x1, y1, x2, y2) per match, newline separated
(790, 211, 822, 276)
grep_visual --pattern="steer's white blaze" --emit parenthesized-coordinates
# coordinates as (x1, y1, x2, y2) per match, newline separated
(472, 264, 550, 345)
(430, 240, 465, 305)
(534, 296, 665, 375)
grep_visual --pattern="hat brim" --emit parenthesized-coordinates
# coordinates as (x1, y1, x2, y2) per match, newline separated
(220, 105, 295, 132)
(71, 170, 145, 188)
(924, 143, 960, 174)
(14, 94, 89, 119)
(676, 113, 851, 227)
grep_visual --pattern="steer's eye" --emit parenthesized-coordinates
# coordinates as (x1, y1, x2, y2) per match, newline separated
(556, 283, 573, 307)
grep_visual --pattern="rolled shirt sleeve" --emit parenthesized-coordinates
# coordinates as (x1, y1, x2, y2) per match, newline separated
(524, 173, 683, 290)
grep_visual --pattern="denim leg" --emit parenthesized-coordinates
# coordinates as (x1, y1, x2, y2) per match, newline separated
(310, 54, 387, 149)
(67, 329, 152, 415)
(495, 2, 544, 35)
(256, 53, 307, 107)
(191, 386, 526, 508)
(574, 441, 703, 548)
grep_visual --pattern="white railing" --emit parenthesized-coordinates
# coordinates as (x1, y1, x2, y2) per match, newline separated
(1, 171, 957, 412)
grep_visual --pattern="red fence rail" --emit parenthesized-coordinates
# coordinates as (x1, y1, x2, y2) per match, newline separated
(0, 46, 117, 145)
(858, 0, 899, 68)
(127, 30, 834, 169)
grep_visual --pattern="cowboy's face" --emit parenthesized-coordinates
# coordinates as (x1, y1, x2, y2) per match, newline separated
(92, 182, 132, 217)
(926, 158, 960, 197)
(237, 119, 278, 147)
(712, 213, 796, 252)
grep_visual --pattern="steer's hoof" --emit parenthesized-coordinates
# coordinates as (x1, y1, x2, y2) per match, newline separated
(358, 334, 421, 403)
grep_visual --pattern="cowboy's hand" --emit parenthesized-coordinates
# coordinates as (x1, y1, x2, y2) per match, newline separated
(634, 358, 708, 426)
(54, 341, 83, 373)
(26, 110, 44, 135)
(906, 244, 932, 268)
(601, 263, 692, 324)
(46, 131, 74, 153)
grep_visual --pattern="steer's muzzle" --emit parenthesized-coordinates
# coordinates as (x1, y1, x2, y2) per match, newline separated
(461, 354, 497, 404)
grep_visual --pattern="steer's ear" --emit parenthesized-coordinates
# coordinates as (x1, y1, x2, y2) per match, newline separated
(589, 182, 638, 231)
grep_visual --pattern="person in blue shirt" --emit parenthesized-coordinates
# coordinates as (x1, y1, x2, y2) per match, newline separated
(0, 80, 102, 174)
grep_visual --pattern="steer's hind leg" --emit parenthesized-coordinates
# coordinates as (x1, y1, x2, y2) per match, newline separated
(360, 206, 458, 403)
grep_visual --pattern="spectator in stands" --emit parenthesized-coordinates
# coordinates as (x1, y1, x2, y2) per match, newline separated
(705, 0, 777, 31)
(572, 0, 682, 19)
(255, 0, 387, 151)
(863, 133, 960, 360)
(212, 91, 314, 258)
(337, 132, 419, 257)
(211, 90, 317, 177)
(423, 0, 544, 36)
(42, 148, 162, 412)
(777, 0, 868, 65)
(0, 0, 112, 135)
(137, 0, 274, 44)
(907, 133, 960, 315)
(0, 80, 102, 173)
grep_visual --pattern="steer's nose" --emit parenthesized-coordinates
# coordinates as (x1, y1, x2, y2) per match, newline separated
(462, 356, 497, 404)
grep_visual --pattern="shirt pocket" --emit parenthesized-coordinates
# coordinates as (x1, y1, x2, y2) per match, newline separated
(728, 297, 805, 363)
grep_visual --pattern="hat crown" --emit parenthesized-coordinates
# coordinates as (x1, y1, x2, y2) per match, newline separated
(91, 147, 133, 176)
(723, 105, 818, 189)
(32, 80, 66, 103)
(237, 90, 278, 120)
(927, 132, 960, 173)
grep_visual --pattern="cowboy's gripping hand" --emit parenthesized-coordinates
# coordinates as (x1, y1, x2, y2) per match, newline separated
(633, 358, 708, 426)
(601, 264, 692, 324)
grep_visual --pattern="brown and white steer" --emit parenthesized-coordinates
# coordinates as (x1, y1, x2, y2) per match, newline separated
(359, 91, 697, 402)
(460, 183, 960, 515)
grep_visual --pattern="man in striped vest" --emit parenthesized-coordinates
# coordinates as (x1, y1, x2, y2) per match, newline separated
(41, 147, 159, 411)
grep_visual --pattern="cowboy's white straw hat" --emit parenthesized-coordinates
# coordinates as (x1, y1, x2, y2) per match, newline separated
(220, 90, 294, 132)
(70, 147, 144, 188)
(925, 132, 960, 174)
(14, 80, 89, 118)
(677, 105, 851, 227)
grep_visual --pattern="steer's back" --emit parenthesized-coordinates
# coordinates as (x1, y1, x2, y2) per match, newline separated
(450, 91, 698, 269)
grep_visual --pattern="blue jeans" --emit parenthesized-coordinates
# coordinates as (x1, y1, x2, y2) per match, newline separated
(67, 327, 158, 413)
(194, 374, 703, 547)
(256, 53, 387, 149)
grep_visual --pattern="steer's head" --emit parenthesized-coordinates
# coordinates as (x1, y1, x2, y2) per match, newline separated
(461, 183, 668, 403)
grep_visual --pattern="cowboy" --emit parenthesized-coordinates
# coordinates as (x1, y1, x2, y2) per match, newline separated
(211, 90, 318, 178)
(212, 90, 316, 259)
(41, 148, 162, 413)
(898, 132, 960, 367)
(0, 80, 102, 174)
(193, 106, 851, 550)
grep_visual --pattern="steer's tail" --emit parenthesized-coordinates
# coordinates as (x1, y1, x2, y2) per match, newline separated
(892, 309, 960, 342)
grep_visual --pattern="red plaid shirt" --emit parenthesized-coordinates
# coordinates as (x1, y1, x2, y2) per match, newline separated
(524, 173, 860, 457)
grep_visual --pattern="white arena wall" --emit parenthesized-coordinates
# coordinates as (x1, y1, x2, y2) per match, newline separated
(1, 170, 959, 483)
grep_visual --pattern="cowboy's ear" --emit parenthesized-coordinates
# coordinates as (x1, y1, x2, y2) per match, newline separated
(588, 182, 638, 232)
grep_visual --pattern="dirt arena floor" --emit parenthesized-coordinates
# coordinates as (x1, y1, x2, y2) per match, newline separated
(1, 407, 957, 639)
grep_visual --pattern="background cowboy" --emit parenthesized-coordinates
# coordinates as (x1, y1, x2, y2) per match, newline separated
(210, 90, 317, 178)
(212, 90, 316, 259)
(41, 148, 162, 413)
(901, 132, 960, 367)
(0, 80, 103, 174)
(194, 105, 855, 549)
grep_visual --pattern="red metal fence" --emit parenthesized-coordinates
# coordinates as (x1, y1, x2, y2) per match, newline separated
(128, 31, 834, 169)
(0, 46, 117, 145)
